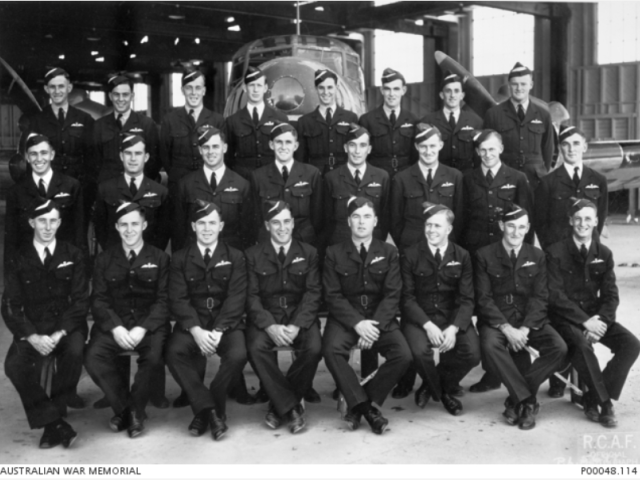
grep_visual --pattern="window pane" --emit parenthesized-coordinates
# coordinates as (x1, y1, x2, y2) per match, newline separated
(598, 2, 640, 64)
(374, 29, 423, 85)
(133, 83, 149, 114)
(171, 72, 183, 107)
(88, 91, 105, 105)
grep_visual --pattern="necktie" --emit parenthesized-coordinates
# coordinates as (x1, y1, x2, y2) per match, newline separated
(210, 172, 217, 191)
(389, 109, 396, 126)
(510, 248, 517, 267)
(129, 177, 138, 196)
(252, 107, 259, 126)
(38, 178, 47, 197)
(188, 109, 196, 128)
(517, 104, 525, 122)
(204, 248, 212, 265)
(435, 248, 442, 265)
(282, 165, 289, 182)
(44, 247, 52, 269)
(57, 108, 65, 125)
(128, 249, 136, 266)
(486, 170, 494, 185)
(278, 246, 286, 264)
(449, 111, 456, 130)
(326, 107, 332, 125)
(580, 243, 588, 260)
(354, 169, 361, 185)
(359, 243, 367, 263)
(573, 167, 580, 187)
(117, 113, 124, 130)
(427, 168, 433, 186)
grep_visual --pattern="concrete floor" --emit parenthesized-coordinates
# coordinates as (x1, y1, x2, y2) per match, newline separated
(0, 216, 639, 465)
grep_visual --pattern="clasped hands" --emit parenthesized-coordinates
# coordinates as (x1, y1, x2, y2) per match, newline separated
(112, 326, 147, 351)
(190, 326, 223, 356)
(423, 321, 459, 353)
(27, 330, 66, 356)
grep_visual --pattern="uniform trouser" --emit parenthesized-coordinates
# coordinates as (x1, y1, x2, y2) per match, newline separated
(84, 326, 167, 416)
(4, 331, 86, 429)
(322, 321, 411, 410)
(246, 323, 322, 417)
(553, 321, 640, 403)
(480, 324, 567, 404)
(165, 328, 247, 417)
(402, 322, 481, 400)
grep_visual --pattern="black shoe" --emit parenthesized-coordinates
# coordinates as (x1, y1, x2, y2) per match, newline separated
(254, 388, 269, 404)
(188, 410, 210, 436)
(209, 410, 228, 441)
(66, 394, 86, 409)
(172, 391, 190, 409)
(502, 397, 520, 426)
(39, 426, 61, 449)
(391, 383, 412, 399)
(518, 401, 539, 430)
(127, 410, 145, 438)
(332, 388, 341, 401)
(449, 384, 465, 398)
(93, 396, 111, 409)
(109, 409, 130, 433)
(287, 405, 306, 434)
(414, 385, 430, 409)
(344, 409, 362, 431)
(441, 393, 463, 416)
(303, 387, 321, 404)
(58, 420, 78, 448)
(264, 404, 281, 430)
(583, 391, 600, 423)
(363, 406, 389, 435)
(150, 396, 170, 409)
(235, 390, 257, 405)
(469, 375, 501, 393)
(599, 403, 617, 428)
(548, 376, 566, 398)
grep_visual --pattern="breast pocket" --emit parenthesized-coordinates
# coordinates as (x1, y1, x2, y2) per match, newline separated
(370, 126, 389, 154)
(138, 195, 162, 210)
(211, 264, 233, 285)
(54, 265, 74, 282)
(220, 191, 243, 205)
(332, 190, 351, 220)
(368, 261, 390, 285)
(105, 269, 128, 290)
(442, 263, 462, 280)
(288, 183, 312, 216)
(334, 264, 360, 294)
(303, 124, 325, 152)
(258, 187, 281, 202)
(135, 267, 159, 286)
(517, 265, 539, 287)
(436, 184, 455, 201)
(254, 264, 278, 291)
(403, 190, 424, 218)
(584, 186, 601, 201)
(588, 262, 607, 279)
(287, 262, 309, 288)
(364, 184, 382, 199)
(67, 126, 85, 139)
(497, 186, 516, 202)
(487, 266, 509, 290)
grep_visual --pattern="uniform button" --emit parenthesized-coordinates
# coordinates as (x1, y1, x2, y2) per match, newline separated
(208, 285, 212, 289)
(489, 191, 493, 195)
(452, 146, 456, 149)
(586, 279, 589, 283)
(364, 281, 367, 285)
(131, 309, 135, 313)
(429, 189, 433, 193)
(330, 139, 334, 143)
(285, 189, 290, 192)
(193, 143, 197, 146)
(284, 281, 287, 284)
(130, 271, 134, 275)
(213, 192, 217, 196)
(520, 137, 524, 140)
(520, 150, 524, 153)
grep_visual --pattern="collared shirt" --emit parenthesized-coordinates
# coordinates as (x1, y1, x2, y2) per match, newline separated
(185, 104, 203, 122)
(271, 239, 292, 257)
(32, 169, 54, 192)
(33, 239, 56, 264)
(197, 241, 218, 260)
(53, 104, 68, 119)
(114, 109, 132, 126)
(443, 106, 460, 124)
(122, 242, 144, 260)
(419, 161, 438, 182)
(275, 159, 294, 178)
(318, 104, 337, 119)
(348, 162, 367, 180)
(428, 242, 448, 259)
(510, 98, 530, 114)
(383, 105, 401, 121)
(564, 162, 583, 180)
(246, 102, 265, 121)
(352, 237, 372, 253)
(501, 240, 522, 260)
(203, 163, 226, 187)
(573, 237, 592, 253)
(124, 173, 143, 191)
(481, 162, 502, 178)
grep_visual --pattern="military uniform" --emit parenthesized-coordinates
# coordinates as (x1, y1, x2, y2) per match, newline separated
(85, 243, 170, 416)
(165, 242, 248, 418)
(225, 106, 288, 179)
(421, 106, 483, 173)
(460, 164, 533, 254)
(245, 240, 322, 417)
(93, 111, 160, 183)
(484, 101, 554, 188)
(174, 168, 253, 251)
(535, 166, 608, 250)
(295, 106, 358, 175)
(2, 242, 89, 428)
(250, 162, 322, 247)
(322, 239, 411, 410)
(400, 240, 480, 399)
(390, 163, 463, 249)
(547, 238, 640, 405)
(474, 242, 567, 404)
(323, 164, 390, 246)
(358, 106, 417, 178)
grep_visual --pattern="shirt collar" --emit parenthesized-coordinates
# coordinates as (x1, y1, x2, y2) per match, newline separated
(481, 162, 502, 177)
(186, 104, 203, 121)
(573, 236, 592, 253)
(383, 105, 400, 120)
(510, 98, 530, 114)
(348, 162, 367, 180)
(124, 173, 143, 189)
(115, 109, 132, 125)
(197, 241, 218, 259)
(564, 162, 582, 179)
(247, 102, 265, 119)
(275, 158, 295, 176)
(501, 240, 522, 259)
(418, 161, 438, 180)
(428, 242, 448, 259)
(33, 239, 56, 264)
(318, 104, 337, 117)
(122, 242, 144, 258)
(32, 169, 54, 190)
(53, 104, 68, 116)
(443, 106, 460, 121)
(271, 239, 292, 256)
(204, 164, 225, 184)
(352, 237, 372, 253)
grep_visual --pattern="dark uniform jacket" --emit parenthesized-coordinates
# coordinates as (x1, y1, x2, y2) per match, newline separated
(245, 239, 321, 330)
(93, 175, 170, 251)
(174, 167, 253, 251)
(224, 105, 288, 176)
(461, 163, 533, 253)
(323, 163, 390, 246)
(159, 106, 225, 184)
(295, 106, 358, 174)
(250, 161, 322, 246)
(547, 238, 618, 326)
(484, 100, 554, 179)
(474, 242, 548, 330)
(28, 105, 94, 181)
(169, 242, 246, 332)
(92, 243, 169, 334)
(323, 238, 401, 332)
(2, 241, 89, 339)
(401, 240, 474, 331)
(93, 110, 160, 183)
(390, 162, 463, 249)
(4, 172, 84, 269)
(358, 106, 418, 177)
(534, 166, 608, 250)
(421, 106, 483, 172)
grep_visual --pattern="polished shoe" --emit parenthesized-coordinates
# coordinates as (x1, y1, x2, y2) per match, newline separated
(66, 394, 86, 409)
(235, 390, 257, 406)
(363, 407, 389, 435)
(582, 392, 600, 423)
(150, 396, 170, 409)
(599, 403, 618, 428)
(58, 420, 78, 448)
(391, 383, 413, 399)
(188, 410, 210, 436)
(264, 404, 281, 430)
(441, 393, 463, 416)
(303, 387, 321, 404)
(39, 426, 61, 449)
(109, 409, 130, 432)
(287, 405, 306, 434)
(254, 388, 269, 404)
(414, 385, 430, 409)
(209, 410, 228, 441)
(128, 410, 145, 438)
(332, 388, 341, 401)
(502, 397, 520, 426)
(449, 384, 465, 398)
(518, 401, 539, 430)
(172, 391, 190, 409)
(344, 409, 362, 431)
(547, 376, 566, 398)
(469, 378, 501, 393)
(93, 396, 111, 409)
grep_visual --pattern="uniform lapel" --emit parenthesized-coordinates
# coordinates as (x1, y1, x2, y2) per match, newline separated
(472, 167, 490, 189)
(340, 164, 358, 188)
(268, 162, 285, 187)
(133, 176, 155, 202)
(263, 241, 280, 267)
(117, 175, 134, 201)
(365, 239, 384, 267)
(430, 164, 446, 188)
(496, 242, 513, 270)
(345, 240, 363, 265)
(282, 239, 302, 268)
(189, 243, 209, 271)
(285, 161, 303, 189)
(502, 101, 519, 123)
(410, 163, 428, 187)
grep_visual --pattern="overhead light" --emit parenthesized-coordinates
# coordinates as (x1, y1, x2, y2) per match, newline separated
(44, 34, 53, 39)
(228, 25, 240, 32)
(195, 38, 200, 44)
(91, 51, 99, 56)
(87, 36, 101, 42)
(192, 60, 201, 65)
(58, 54, 65, 60)
(415, 19, 424, 26)
(168, 14, 185, 20)
(96, 57, 105, 62)
(226, 16, 235, 23)
(141, 36, 148, 44)
(315, 6, 324, 11)
(123, 40, 128, 46)
(130, 54, 136, 59)
(291, 19, 301, 24)
(174, 37, 180, 45)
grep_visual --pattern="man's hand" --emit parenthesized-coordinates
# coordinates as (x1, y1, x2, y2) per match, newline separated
(423, 321, 444, 348)
(129, 327, 147, 347)
(440, 325, 459, 353)
(49, 330, 66, 346)
(112, 326, 136, 350)
(266, 324, 293, 347)
(283, 325, 300, 343)
(583, 316, 607, 337)
(584, 330, 601, 344)
(354, 320, 380, 344)
(211, 330, 223, 348)
(501, 324, 529, 351)
(357, 337, 374, 350)
(27, 334, 56, 356)
(189, 326, 218, 356)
